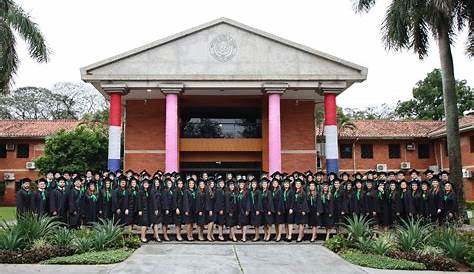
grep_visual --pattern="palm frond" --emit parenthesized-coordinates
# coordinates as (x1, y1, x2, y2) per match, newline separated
(382, 0, 412, 52)
(5, 1, 49, 62)
(0, 19, 17, 93)
(352, 0, 377, 13)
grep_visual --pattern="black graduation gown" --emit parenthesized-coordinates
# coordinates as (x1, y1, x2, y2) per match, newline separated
(236, 191, 251, 226)
(172, 189, 185, 225)
(332, 189, 345, 224)
(214, 188, 226, 225)
(430, 189, 444, 223)
(98, 189, 113, 220)
(376, 191, 391, 226)
(82, 193, 98, 225)
(183, 189, 195, 224)
(127, 188, 139, 225)
(205, 189, 216, 223)
(261, 190, 274, 225)
(16, 189, 32, 216)
(112, 188, 129, 225)
(400, 190, 415, 220)
(45, 179, 56, 193)
(442, 191, 458, 222)
(320, 193, 334, 227)
(389, 191, 402, 225)
(195, 191, 207, 225)
(31, 190, 49, 216)
(249, 190, 262, 226)
(353, 190, 366, 216)
(282, 189, 295, 224)
(137, 190, 153, 226)
(49, 187, 67, 222)
(293, 191, 309, 225)
(272, 189, 285, 224)
(411, 190, 422, 218)
(161, 189, 173, 225)
(420, 191, 434, 221)
(307, 192, 323, 226)
(343, 190, 355, 218)
(225, 191, 238, 227)
(151, 189, 162, 225)
(365, 189, 378, 221)
(68, 188, 82, 228)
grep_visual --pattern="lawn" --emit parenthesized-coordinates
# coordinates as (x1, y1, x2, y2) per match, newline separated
(0, 207, 15, 221)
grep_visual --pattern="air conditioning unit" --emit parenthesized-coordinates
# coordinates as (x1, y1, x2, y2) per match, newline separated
(3, 172, 15, 181)
(5, 144, 15, 151)
(428, 165, 440, 174)
(463, 169, 472, 178)
(376, 164, 387, 172)
(401, 162, 411, 170)
(406, 143, 416, 151)
(26, 162, 36, 170)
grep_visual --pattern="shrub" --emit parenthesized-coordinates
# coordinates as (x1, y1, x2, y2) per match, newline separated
(10, 213, 63, 247)
(464, 247, 474, 270)
(395, 218, 432, 252)
(370, 233, 394, 256)
(123, 234, 142, 249)
(51, 227, 76, 246)
(341, 250, 426, 270)
(0, 229, 23, 250)
(323, 234, 349, 253)
(389, 250, 457, 271)
(418, 245, 444, 256)
(439, 236, 467, 261)
(0, 245, 74, 264)
(31, 238, 52, 250)
(42, 249, 133, 265)
(91, 218, 125, 251)
(343, 214, 374, 241)
(73, 236, 94, 254)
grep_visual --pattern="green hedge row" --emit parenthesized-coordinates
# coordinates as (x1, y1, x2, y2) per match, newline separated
(41, 249, 133, 265)
(341, 250, 427, 270)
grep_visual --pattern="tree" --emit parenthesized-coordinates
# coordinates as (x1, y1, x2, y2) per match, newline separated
(395, 69, 473, 120)
(315, 106, 356, 132)
(0, 82, 106, 119)
(353, 0, 473, 214)
(0, 0, 49, 93)
(35, 124, 108, 174)
(344, 103, 397, 120)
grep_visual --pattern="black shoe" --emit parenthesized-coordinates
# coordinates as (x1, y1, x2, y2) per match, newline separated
(296, 239, 303, 243)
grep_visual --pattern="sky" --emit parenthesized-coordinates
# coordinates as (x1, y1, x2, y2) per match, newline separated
(12, 0, 474, 109)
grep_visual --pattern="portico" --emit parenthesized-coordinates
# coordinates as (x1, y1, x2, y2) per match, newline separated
(81, 18, 367, 174)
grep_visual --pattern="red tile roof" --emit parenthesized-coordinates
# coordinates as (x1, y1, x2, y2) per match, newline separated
(316, 117, 474, 139)
(0, 120, 80, 138)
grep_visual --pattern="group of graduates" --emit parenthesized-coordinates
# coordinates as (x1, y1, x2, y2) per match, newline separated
(15, 168, 459, 243)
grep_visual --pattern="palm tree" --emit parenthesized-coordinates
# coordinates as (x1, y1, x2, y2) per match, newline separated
(0, 0, 49, 93)
(353, 0, 473, 214)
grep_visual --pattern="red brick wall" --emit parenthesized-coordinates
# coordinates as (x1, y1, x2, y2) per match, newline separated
(0, 139, 45, 205)
(280, 100, 316, 172)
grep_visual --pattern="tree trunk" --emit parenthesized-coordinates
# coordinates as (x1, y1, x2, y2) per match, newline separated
(437, 24, 464, 216)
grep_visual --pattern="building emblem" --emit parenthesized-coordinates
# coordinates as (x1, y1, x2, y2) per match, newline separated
(209, 34, 237, 62)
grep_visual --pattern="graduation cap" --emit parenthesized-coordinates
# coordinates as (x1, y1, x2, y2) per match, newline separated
(116, 169, 123, 174)
(118, 175, 128, 181)
(126, 169, 134, 174)
(271, 171, 281, 177)
(387, 171, 395, 176)
(20, 178, 32, 184)
(377, 171, 387, 177)
(142, 178, 150, 185)
(388, 179, 397, 185)
(315, 171, 325, 176)
(340, 172, 350, 178)
(397, 170, 406, 175)
(37, 177, 47, 184)
(439, 170, 450, 176)
(57, 176, 66, 181)
(409, 169, 420, 175)
(328, 172, 338, 178)
(424, 169, 434, 175)
(365, 170, 374, 176)
(353, 172, 362, 178)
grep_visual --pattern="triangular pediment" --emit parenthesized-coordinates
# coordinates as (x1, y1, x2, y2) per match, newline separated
(81, 18, 367, 82)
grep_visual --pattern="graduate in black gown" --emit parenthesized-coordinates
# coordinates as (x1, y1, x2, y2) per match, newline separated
(68, 177, 83, 228)
(112, 176, 129, 226)
(282, 179, 295, 242)
(443, 182, 458, 223)
(320, 184, 334, 241)
(98, 178, 113, 220)
(388, 181, 401, 226)
(82, 182, 99, 226)
(410, 181, 422, 219)
(354, 180, 365, 217)
(49, 176, 67, 223)
(137, 179, 153, 242)
(343, 183, 356, 219)
(16, 178, 32, 217)
(376, 182, 391, 230)
(183, 179, 196, 241)
(332, 179, 345, 232)
(161, 179, 174, 241)
(293, 179, 309, 242)
(430, 178, 444, 224)
(214, 179, 226, 241)
(195, 180, 207, 241)
(172, 178, 185, 241)
(151, 179, 162, 242)
(236, 179, 250, 242)
(127, 178, 139, 234)
(420, 181, 434, 222)
(45, 171, 56, 193)
(225, 181, 238, 242)
(249, 179, 262, 241)
(260, 178, 274, 242)
(307, 181, 323, 242)
(364, 180, 378, 223)
(31, 178, 49, 216)
(399, 180, 415, 221)
(271, 178, 284, 242)
(205, 180, 216, 242)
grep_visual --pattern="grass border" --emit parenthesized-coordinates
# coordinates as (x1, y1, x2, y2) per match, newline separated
(341, 250, 427, 270)
(41, 248, 133, 265)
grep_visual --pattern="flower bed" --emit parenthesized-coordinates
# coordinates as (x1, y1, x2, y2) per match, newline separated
(42, 249, 133, 265)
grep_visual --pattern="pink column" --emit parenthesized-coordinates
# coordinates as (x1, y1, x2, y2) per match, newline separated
(165, 93, 179, 173)
(268, 93, 282, 174)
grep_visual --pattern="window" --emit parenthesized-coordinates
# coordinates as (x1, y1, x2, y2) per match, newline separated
(0, 144, 6, 158)
(418, 143, 430, 159)
(361, 144, 373, 159)
(388, 144, 401, 159)
(444, 141, 449, 156)
(340, 144, 353, 159)
(16, 144, 29, 158)
(470, 136, 474, 153)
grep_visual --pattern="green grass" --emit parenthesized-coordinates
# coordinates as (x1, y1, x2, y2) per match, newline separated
(41, 249, 134, 265)
(0, 207, 16, 221)
(341, 250, 427, 270)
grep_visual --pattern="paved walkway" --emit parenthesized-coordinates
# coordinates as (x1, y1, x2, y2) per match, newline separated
(0, 244, 471, 274)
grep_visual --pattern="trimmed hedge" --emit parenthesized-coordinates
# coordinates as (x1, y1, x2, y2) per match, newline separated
(41, 249, 133, 265)
(341, 250, 426, 270)
(0, 245, 74, 264)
